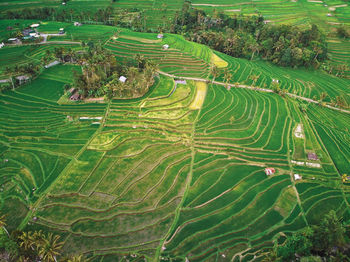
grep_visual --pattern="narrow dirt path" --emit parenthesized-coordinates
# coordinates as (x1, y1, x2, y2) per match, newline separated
(158, 71, 350, 114)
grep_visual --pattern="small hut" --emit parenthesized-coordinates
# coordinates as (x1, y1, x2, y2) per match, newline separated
(294, 174, 302, 181)
(119, 76, 127, 83)
(157, 34, 164, 39)
(264, 168, 276, 176)
(307, 153, 318, 161)
(70, 93, 80, 101)
(163, 44, 169, 50)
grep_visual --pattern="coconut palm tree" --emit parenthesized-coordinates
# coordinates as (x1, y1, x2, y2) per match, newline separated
(210, 65, 218, 83)
(19, 231, 36, 251)
(37, 233, 64, 262)
(0, 214, 9, 237)
(223, 68, 232, 88)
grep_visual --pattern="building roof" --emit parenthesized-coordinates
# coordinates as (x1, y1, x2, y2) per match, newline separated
(307, 153, 318, 161)
(157, 34, 164, 38)
(30, 23, 40, 28)
(119, 76, 127, 83)
(163, 44, 169, 49)
(175, 80, 187, 85)
(16, 75, 30, 81)
(70, 93, 80, 100)
(264, 168, 276, 175)
(45, 60, 60, 68)
(8, 38, 17, 41)
(59, 28, 64, 31)
(294, 174, 302, 180)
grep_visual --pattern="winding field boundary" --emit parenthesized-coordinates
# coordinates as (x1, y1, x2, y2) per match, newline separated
(158, 71, 350, 114)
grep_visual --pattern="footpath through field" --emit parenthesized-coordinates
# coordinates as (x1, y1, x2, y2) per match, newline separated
(158, 70, 350, 114)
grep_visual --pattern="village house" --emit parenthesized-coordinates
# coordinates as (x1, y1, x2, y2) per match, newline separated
(74, 22, 82, 26)
(8, 38, 21, 44)
(16, 75, 30, 85)
(157, 34, 164, 39)
(59, 28, 65, 34)
(163, 44, 169, 50)
(0, 42, 4, 49)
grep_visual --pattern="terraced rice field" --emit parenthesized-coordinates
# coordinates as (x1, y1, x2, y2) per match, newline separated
(0, 16, 349, 261)
(105, 33, 210, 78)
(1, 61, 349, 260)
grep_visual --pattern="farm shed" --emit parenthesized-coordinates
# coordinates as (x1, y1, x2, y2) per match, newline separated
(307, 153, 318, 161)
(0, 42, 4, 49)
(264, 168, 275, 175)
(294, 174, 302, 180)
(45, 61, 60, 69)
(16, 75, 30, 85)
(163, 44, 169, 50)
(157, 34, 164, 39)
(74, 22, 82, 26)
(119, 76, 127, 83)
(30, 23, 40, 28)
(70, 93, 80, 101)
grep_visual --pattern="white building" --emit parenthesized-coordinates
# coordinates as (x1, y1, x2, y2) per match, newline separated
(0, 42, 4, 49)
(294, 174, 302, 180)
(157, 34, 164, 39)
(30, 23, 40, 28)
(119, 76, 127, 83)
(163, 44, 169, 50)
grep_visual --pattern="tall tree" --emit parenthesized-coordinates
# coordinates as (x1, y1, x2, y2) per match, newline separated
(38, 233, 64, 262)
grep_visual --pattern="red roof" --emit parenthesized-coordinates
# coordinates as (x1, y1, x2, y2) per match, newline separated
(264, 168, 276, 175)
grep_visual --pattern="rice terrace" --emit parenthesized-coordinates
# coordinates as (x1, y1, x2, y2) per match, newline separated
(0, 0, 349, 261)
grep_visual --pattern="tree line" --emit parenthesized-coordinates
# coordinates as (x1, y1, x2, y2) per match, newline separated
(170, 2, 328, 69)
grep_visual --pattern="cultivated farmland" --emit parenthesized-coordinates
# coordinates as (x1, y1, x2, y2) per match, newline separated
(0, 10, 349, 262)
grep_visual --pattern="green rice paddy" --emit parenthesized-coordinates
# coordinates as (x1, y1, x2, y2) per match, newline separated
(0, 6, 349, 261)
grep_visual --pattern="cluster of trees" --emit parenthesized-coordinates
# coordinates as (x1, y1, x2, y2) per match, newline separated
(2, 63, 41, 90)
(171, 2, 328, 68)
(322, 61, 349, 78)
(263, 210, 350, 261)
(5, 6, 115, 25)
(104, 54, 158, 99)
(336, 25, 350, 39)
(0, 214, 85, 262)
(51, 44, 158, 99)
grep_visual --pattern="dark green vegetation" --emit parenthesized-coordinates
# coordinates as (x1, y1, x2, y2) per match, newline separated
(173, 5, 328, 68)
(0, 0, 349, 260)
(266, 210, 350, 261)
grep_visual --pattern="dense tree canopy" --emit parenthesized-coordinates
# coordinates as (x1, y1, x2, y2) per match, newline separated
(171, 4, 328, 68)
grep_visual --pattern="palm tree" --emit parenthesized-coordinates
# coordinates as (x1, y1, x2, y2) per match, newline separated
(223, 68, 232, 88)
(0, 214, 9, 237)
(210, 65, 218, 83)
(38, 233, 64, 262)
(19, 231, 36, 251)
(249, 74, 259, 87)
